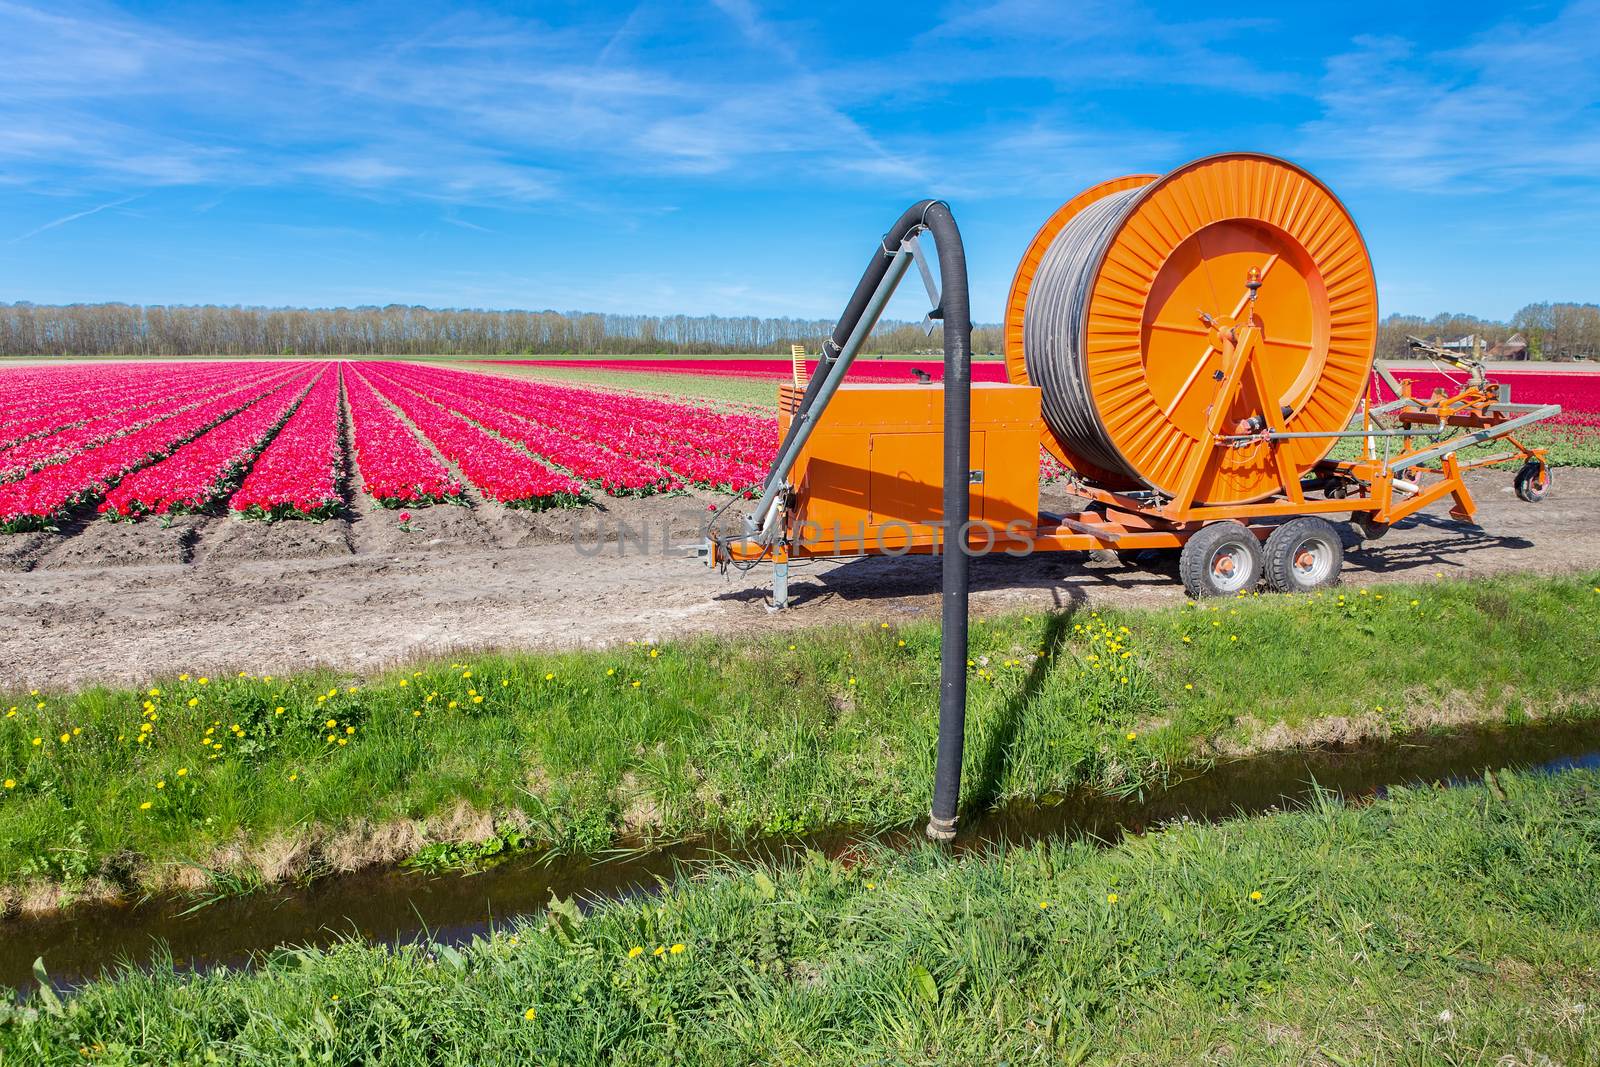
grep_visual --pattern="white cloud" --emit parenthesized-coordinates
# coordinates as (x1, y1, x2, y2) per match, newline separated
(1300, 4, 1600, 192)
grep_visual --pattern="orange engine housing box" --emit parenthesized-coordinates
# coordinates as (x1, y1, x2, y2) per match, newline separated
(778, 381, 1042, 556)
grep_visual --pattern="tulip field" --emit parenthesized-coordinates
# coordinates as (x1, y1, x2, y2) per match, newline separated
(0, 360, 778, 533)
(2, 358, 1597, 537)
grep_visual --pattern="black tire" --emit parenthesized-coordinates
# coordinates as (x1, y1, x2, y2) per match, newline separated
(1178, 520, 1263, 598)
(1263, 516, 1344, 593)
(1353, 514, 1390, 541)
(1514, 462, 1550, 503)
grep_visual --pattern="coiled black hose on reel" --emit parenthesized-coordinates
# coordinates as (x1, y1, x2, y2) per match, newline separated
(1020, 183, 1151, 484)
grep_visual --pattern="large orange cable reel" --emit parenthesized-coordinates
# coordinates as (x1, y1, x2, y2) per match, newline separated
(1005, 153, 1379, 507)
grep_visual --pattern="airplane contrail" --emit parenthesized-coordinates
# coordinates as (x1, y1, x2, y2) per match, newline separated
(11, 194, 144, 244)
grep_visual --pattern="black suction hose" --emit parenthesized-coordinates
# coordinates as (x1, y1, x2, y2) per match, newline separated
(921, 202, 972, 842)
(756, 199, 972, 841)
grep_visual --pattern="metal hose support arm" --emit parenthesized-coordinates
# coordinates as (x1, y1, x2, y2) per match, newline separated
(762, 201, 946, 496)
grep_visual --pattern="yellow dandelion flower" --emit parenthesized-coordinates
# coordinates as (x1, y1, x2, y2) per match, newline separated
(1038, 901, 1050, 909)
(1106, 893, 1118, 904)
(337, 737, 348, 746)
(58, 733, 69, 744)
(3, 779, 14, 790)
(523, 1008, 537, 1021)
(653, 946, 666, 957)
(289, 773, 298, 782)
(543, 673, 554, 681)
(448, 700, 459, 708)
(156, 781, 165, 789)
(398, 679, 409, 687)
(669, 943, 684, 954)
(1250, 890, 1263, 901)
(631, 681, 641, 689)
(606, 668, 615, 676)
(177, 768, 187, 776)
(1125, 731, 1137, 741)
(31, 737, 42, 746)
(879, 622, 889, 629)
(198, 677, 208, 685)
(187, 698, 199, 707)
(139, 801, 152, 810)
(472, 695, 483, 704)
(628, 946, 643, 959)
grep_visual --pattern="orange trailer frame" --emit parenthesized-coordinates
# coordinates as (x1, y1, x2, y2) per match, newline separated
(708, 346, 1559, 605)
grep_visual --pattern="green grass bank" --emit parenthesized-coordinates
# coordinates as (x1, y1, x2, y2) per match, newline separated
(2, 572, 1598, 906)
(4, 766, 1597, 1063)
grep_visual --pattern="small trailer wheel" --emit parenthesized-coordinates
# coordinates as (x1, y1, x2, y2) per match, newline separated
(1353, 514, 1390, 541)
(1264, 517, 1344, 593)
(1179, 520, 1262, 598)
(1514, 462, 1550, 503)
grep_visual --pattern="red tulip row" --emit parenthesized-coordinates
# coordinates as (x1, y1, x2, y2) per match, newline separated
(0, 362, 251, 451)
(99, 369, 320, 519)
(230, 365, 346, 520)
(0, 365, 309, 531)
(352, 366, 584, 509)
(373, 363, 772, 491)
(0, 364, 249, 482)
(343, 367, 463, 508)
(368, 363, 680, 496)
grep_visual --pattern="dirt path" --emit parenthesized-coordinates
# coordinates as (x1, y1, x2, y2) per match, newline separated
(4, 469, 1598, 690)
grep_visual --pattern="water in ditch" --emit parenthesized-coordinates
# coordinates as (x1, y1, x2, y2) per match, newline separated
(3, 717, 1598, 992)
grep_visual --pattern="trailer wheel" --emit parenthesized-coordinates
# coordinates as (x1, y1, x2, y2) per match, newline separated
(1514, 462, 1549, 503)
(1353, 514, 1390, 541)
(1179, 521, 1262, 598)
(1264, 517, 1343, 593)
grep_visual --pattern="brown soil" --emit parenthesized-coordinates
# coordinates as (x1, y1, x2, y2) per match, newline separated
(4, 469, 1599, 690)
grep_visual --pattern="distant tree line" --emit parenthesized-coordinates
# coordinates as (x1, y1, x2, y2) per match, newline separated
(2, 300, 1593, 360)
(0, 302, 1006, 358)
(1377, 303, 1600, 361)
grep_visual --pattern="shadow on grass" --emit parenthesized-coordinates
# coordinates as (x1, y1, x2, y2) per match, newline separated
(963, 608, 1077, 814)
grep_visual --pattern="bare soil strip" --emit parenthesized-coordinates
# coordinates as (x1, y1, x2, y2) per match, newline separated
(3, 469, 1598, 689)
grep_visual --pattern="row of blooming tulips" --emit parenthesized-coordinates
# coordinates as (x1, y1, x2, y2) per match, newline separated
(0, 364, 249, 482)
(344, 368, 464, 508)
(370, 363, 681, 496)
(0, 365, 309, 531)
(377, 362, 775, 491)
(0, 362, 251, 451)
(99, 370, 320, 519)
(353, 366, 587, 509)
(228, 366, 345, 520)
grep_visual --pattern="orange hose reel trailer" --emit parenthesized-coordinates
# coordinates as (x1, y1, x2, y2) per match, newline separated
(709, 151, 1560, 605)
(1005, 152, 1379, 506)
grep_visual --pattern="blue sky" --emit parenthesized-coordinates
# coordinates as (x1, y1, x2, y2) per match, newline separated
(1, 0, 1597, 324)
